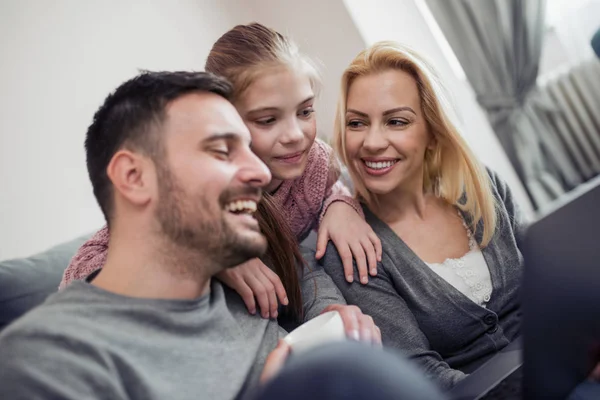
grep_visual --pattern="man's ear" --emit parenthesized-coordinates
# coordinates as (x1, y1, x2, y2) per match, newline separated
(107, 150, 154, 208)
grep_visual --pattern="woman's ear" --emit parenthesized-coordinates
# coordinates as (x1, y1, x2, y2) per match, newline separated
(427, 134, 437, 151)
(106, 150, 154, 208)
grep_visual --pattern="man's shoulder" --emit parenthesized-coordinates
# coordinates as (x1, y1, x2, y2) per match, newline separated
(0, 289, 123, 400)
(0, 285, 105, 348)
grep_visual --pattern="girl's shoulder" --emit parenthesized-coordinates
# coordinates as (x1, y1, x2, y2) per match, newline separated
(305, 139, 340, 188)
(307, 138, 333, 165)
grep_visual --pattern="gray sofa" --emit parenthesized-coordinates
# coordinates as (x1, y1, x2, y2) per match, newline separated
(0, 230, 319, 332)
(0, 234, 92, 331)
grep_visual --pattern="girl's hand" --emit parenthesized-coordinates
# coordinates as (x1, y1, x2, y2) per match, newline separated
(216, 258, 288, 318)
(316, 202, 382, 284)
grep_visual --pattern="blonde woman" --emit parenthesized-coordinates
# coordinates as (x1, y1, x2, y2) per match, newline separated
(320, 41, 524, 390)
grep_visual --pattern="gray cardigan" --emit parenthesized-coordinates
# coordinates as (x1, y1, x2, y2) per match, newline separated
(320, 170, 524, 390)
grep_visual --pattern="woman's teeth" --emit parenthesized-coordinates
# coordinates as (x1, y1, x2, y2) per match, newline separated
(364, 160, 398, 169)
(225, 200, 258, 214)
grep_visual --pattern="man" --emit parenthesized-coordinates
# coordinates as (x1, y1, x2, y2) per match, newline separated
(0, 71, 445, 400)
(0, 71, 282, 399)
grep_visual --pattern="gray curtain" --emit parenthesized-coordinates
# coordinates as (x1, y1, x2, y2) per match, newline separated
(425, 0, 586, 209)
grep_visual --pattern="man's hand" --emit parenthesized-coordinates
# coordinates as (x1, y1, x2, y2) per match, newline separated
(260, 340, 291, 384)
(216, 258, 288, 318)
(322, 304, 381, 345)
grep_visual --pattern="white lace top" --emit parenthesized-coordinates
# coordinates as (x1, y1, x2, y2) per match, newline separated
(425, 214, 493, 307)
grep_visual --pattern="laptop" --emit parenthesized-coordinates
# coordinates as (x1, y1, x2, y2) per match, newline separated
(447, 175, 600, 400)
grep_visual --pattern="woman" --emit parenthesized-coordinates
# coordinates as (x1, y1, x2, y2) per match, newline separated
(59, 23, 381, 338)
(321, 41, 524, 390)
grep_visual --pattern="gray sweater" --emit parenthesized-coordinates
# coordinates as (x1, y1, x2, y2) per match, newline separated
(0, 249, 344, 400)
(320, 170, 524, 390)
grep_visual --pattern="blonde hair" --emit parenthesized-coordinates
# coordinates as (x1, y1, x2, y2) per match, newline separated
(205, 22, 321, 99)
(333, 41, 497, 246)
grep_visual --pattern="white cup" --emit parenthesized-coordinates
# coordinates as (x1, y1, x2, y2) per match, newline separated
(283, 310, 347, 354)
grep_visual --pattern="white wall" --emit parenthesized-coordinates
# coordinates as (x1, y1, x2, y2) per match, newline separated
(545, 0, 600, 64)
(0, 0, 536, 260)
(0, 0, 247, 260)
(0, 0, 366, 260)
(343, 0, 534, 218)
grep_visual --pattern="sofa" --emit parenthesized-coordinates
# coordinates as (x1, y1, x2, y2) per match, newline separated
(0, 233, 92, 331)
(0, 228, 320, 332)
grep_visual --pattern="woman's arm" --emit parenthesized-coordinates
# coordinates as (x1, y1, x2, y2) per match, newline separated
(487, 168, 528, 247)
(320, 244, 467, 390)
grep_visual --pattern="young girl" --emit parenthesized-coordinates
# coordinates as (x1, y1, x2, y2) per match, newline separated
(60, 23, 381, 321)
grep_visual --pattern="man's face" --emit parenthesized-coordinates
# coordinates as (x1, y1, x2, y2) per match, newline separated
(155, 92, 271, 269)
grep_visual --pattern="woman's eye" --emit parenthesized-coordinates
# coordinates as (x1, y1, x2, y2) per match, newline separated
(255, 117, 276, 126)
(388, 118, 409, 127)
(346, 120, 365, 128)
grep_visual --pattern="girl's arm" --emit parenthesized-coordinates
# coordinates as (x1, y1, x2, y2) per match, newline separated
(59, 226, 109, 290)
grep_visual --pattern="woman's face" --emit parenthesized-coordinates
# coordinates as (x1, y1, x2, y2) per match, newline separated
(344, 69, 433, 196)
(235, 66, 317, 191)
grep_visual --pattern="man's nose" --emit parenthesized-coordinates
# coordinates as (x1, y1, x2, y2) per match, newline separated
(238, 150, 272, 188)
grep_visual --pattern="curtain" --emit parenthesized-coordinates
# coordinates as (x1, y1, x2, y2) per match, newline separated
(425, 0, 589, 209)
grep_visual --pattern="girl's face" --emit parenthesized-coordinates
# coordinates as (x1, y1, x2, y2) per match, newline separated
(235, 66, 317, 192)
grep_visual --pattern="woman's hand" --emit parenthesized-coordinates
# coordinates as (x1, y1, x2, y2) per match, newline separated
(316, 202, 382, 284)
(322, 304, 381, 345)
(216, 258, 288, 319)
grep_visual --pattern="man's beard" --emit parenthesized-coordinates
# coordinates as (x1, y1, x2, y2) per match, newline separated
(154, 164, 267, 271)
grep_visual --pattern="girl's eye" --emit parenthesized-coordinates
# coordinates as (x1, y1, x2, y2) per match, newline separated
(299, 107, 315, 118)
(255, 117, 276, 126)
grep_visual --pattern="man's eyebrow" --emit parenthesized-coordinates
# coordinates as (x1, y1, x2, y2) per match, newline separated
(202, 133, 238, 143)
(201, 132, 251, 146)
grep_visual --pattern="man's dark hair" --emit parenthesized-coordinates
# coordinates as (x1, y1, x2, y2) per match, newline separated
(85, 71, 233, 223)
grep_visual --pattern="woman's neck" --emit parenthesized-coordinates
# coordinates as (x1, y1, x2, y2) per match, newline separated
(372, 172, 429, 223)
